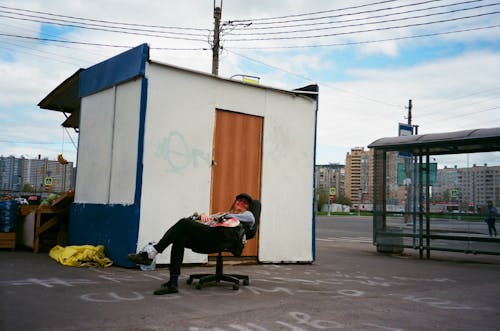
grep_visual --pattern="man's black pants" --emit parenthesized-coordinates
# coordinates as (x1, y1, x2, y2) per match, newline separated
(153, 218, 227, 276)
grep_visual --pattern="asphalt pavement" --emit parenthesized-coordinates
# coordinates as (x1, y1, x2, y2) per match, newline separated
(2, 216, 500, 331)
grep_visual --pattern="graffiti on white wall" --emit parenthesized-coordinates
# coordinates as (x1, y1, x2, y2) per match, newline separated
(155, 131, 211, 174)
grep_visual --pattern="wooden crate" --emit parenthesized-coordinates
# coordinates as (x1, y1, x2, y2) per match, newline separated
(0, 232, 16, 250)
(33, 191, 74, 253)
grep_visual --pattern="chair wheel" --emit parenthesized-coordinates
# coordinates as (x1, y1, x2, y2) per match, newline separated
(196, 283, 202, 290)
(187, 278, 193, 285)
(243, 279, 249, 286)
(232, 283, 239, 290)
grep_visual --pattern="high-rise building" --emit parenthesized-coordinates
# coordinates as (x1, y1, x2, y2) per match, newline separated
(315, 163, 345, 197)
(458, 164, 500, 209)
(0, 156, 23, 192)
(0, 156, 74, 195)
(345, 147, 374, 205)
(433, 166, 460, 203)
(432, 164, 500, 210)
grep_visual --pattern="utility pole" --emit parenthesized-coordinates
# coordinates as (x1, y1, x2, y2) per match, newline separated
(212, 1, 222, 75)
(407, 99, 412, 125)
(405, 99, 413, 225)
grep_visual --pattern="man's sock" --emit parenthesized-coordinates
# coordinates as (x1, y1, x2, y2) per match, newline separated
(144, 244, 158, 259)
(169, 275, 179, 287)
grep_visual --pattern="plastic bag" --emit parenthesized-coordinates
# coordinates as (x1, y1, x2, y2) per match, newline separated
(139, 242, 157, 271)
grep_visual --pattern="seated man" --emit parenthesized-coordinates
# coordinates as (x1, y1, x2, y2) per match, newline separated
(127, 193, 255, 295)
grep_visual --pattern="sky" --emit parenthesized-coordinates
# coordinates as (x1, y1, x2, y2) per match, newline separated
(1, 0, 499, 168)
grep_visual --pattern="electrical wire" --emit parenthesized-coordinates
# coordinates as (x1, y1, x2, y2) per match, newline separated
(226, 0, 410, 23)
(1, 2, 497, 119)
(224, 24, 500, 49)
(0, 13, 209, 42)
(0, 5, 209, 32)
(222, 10, 500, 42)
(2, 2, 497, 49)
(422, 107, 500, 130)
(223, 48, 403, 109)
(418, 86, 500, 110)
(0, 33, 209, 51)
(223, 1, 497, 36)
(0, 139, 63, 145)
(0, 40, 82, 66)
(225, 0, 482, 30)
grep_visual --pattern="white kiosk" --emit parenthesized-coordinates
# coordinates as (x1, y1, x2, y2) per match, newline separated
(39, 44, 319, 266)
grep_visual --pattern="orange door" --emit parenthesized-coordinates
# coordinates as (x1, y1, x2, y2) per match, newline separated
(211, 109, 263, 257)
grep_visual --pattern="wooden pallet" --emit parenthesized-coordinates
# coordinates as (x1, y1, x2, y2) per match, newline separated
(33, 191, 74, 253)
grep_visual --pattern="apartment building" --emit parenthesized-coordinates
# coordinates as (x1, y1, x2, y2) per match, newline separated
(345, 147, 374, 205)
(0, 156, 74, 195)
(0, 156, 23, 192)
(322, 146, 499, 212)
(315, 163, 345, 197)
(459, 164, 500, 209)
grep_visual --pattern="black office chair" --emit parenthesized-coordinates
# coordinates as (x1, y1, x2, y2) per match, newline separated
(187, 200, 261, 290)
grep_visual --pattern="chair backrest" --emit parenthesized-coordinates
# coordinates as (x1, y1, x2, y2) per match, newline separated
(245, 200, 261, 240)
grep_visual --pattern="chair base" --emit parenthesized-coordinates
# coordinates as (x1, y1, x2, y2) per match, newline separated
(187, 252, 249, 290)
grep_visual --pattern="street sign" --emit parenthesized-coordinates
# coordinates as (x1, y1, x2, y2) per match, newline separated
(398, 123, 413, 136)
(44, 176, 54, 186)
(398, 123, 414, 157)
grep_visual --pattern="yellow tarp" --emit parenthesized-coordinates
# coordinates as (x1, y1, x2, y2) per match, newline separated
(49, 245, 113, 267)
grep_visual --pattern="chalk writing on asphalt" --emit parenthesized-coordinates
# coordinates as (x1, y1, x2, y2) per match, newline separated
(1, 269, 470, 311)
(188, 311, 343, 331)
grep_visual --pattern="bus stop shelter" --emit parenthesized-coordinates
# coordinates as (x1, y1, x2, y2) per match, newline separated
(368, 127, 500, 258)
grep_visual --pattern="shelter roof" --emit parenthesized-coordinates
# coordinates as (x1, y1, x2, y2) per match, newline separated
(368, 127, 500, 155)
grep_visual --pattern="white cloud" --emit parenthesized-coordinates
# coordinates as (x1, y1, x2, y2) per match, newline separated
(315, 49, 500, 164)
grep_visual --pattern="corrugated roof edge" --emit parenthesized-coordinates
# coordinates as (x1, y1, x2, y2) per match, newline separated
(148, 59, 318, 101)
(369, 127, 500, 149)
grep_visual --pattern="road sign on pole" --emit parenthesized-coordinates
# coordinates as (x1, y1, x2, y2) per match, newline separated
(44, 176, 54, 186)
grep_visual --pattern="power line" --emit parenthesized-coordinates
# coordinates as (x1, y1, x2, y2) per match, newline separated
(0, 33, 209, 51)
(2, 2, 497, 111)
(0, 40, 83, 66)
(0, 5, 209, 32)
(0, 13, 209, 42)
(224, 1, 496, 36)
(422, 106, 500, 130)
(225, 0, 458, 27)
(3, 21, 498, 52)
(226, 0, 486, 31)
(224, 24, 500, 49)
(0, 4, 213, 45)
(0, 139, 64, 145)
(418, 86, 500, 112)
(226, 0, 402, 23)
(0, 18, 121, 62)
(2, 2, 496, 50)
(418, 99, 500, 119)
(0, 11, 209, 39)
(223, 10, 500, 42)
(224, 48, 402, 109)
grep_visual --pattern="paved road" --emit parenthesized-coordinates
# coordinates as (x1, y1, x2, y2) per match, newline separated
(2, 216, 500, 331)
